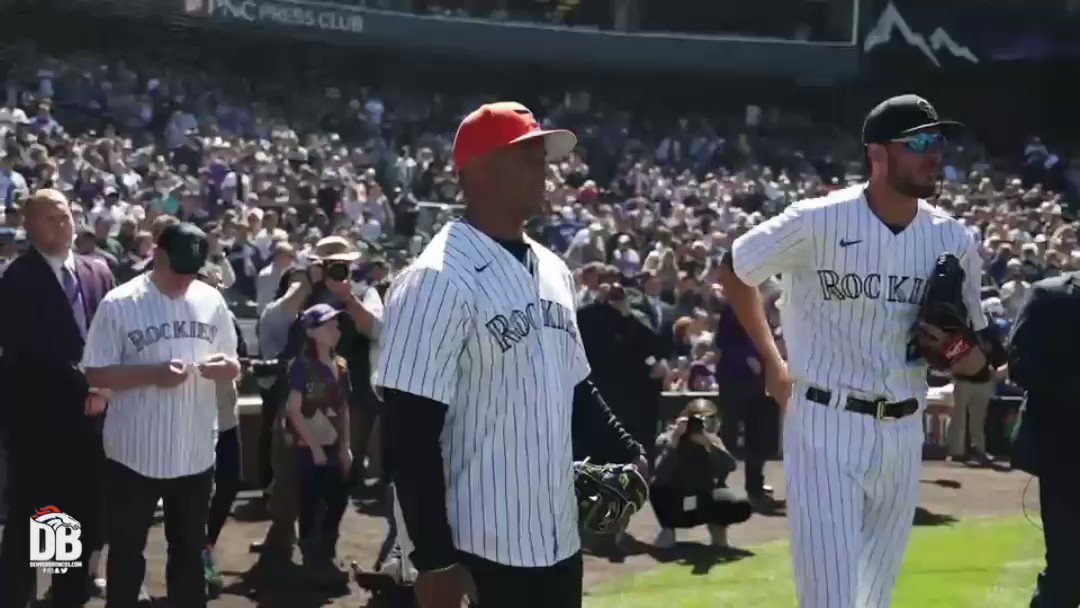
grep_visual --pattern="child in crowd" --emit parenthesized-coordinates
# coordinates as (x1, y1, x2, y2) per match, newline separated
(284, 303, 353, 585)
(650, 398, 752, 549)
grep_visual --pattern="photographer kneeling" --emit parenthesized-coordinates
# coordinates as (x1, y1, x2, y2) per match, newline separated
(650, 399, 752, 549)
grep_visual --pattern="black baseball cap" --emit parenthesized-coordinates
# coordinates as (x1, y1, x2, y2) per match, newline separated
(157, 222, 209, 275)
(862, 94, 964, 144)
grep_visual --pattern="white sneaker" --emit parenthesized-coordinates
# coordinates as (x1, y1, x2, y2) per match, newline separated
(653, 528, 676, 549)
(707, 524, 729, 548)
(139, 584, 151, 604)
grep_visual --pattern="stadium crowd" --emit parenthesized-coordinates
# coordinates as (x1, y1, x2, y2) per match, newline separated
(1, 42, 1079, 605)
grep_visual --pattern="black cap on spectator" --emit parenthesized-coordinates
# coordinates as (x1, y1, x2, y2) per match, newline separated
(157, 222, 209, 275)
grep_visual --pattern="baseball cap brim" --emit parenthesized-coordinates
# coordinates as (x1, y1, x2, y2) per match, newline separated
(508, 129, 578, 162)
(304, 308, 346, 329)
(321, 251, 361, 263)
(900, 120, 965, 139)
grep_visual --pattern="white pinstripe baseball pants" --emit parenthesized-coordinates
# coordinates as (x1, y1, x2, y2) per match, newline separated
(784, 387, 923, 608)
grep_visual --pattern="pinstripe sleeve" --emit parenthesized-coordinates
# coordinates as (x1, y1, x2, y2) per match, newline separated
(731, 203, 812, 286)
(374, 267, 470, 406)
(959, 230, 989, 331)
(82, 298, 122, 368)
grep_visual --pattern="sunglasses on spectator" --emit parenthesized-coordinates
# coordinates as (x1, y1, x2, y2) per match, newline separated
(891, 132, 946, 154)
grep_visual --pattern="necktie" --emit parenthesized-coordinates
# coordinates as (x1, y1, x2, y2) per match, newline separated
(61, 265, 88, 338)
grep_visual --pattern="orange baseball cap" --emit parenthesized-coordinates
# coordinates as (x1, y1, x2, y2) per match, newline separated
(452, 101, 577, 173)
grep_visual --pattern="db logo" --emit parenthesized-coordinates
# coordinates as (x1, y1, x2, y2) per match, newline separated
(29, 506, 83, 574)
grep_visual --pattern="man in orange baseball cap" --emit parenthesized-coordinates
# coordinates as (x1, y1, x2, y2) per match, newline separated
(374, 101, 648, 608)
(451, 101, 576, 239)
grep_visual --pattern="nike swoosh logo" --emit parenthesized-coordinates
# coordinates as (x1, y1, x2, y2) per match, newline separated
(839, 239, 862, 247)
(474, 262, 491, 272)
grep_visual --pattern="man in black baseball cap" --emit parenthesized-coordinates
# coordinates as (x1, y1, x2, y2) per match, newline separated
(862, 94, 963, 199)
(156, 222, 209, 277)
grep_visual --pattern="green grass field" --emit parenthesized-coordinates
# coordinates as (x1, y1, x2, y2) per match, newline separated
(586, 517, 1044, 608)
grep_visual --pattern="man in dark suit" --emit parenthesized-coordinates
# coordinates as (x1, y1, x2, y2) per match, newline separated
(1007, 270, 1080, 608)
(631, 271, 677, 346)
(0, 189, 115, 607)
(579, 284, 670, 465)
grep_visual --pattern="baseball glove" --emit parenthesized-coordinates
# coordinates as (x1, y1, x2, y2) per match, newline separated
(574, 460, 649, 538)
(913, 253, 981, 371)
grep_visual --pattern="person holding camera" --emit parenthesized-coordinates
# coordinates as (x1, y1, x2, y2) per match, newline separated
(301, 237, 384, 491)
(650, 398, 752, 549)
(251, 237, 383, 554)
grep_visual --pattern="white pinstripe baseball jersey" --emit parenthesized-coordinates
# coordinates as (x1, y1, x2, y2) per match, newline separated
(374, 221, 589, 568)
(732, 184, 987, 401)
(732, 184, 988, 608)
(82, 274, 238, 479)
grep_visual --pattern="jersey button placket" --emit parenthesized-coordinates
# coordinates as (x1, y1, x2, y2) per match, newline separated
(880, 230, 898, 396)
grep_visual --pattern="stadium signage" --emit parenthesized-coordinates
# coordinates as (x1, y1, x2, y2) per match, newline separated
(198, 0, 364, 34)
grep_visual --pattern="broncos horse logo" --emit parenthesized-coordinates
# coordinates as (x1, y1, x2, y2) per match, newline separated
(32, 505, 82, 532)
(31, 506, 82, 574)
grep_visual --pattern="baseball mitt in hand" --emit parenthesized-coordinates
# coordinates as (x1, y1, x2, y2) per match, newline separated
(912, 253, 986, 377)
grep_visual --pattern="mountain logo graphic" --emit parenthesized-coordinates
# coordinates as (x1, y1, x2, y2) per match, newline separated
(864, 1, 979, 67)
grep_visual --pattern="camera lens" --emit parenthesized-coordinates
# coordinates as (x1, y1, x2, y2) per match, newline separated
(326, 262, 350, 281)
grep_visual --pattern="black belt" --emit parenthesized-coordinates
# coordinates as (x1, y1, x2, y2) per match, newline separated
(805, 387, 918, 420)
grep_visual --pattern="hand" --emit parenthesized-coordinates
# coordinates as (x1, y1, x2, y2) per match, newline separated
(671, 416, 689, 443)
(84, 391, 107, 416)
(325, 277, 352, 299)
(311, 445, 328, 466)
(764, 359, 792, 408)
(414, 564, 478, 608)
(633, 454, 651, 481)
(154, 360, 189, 388)
(339, 447, 353, 477)
(197, 354, 236, 381)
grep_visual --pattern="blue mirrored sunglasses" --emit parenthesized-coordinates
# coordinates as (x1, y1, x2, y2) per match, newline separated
(891, 132, 946, 154)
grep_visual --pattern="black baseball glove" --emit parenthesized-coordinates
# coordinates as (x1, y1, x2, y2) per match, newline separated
(912, 253, 987, 378)
(574, 460, 649, 539)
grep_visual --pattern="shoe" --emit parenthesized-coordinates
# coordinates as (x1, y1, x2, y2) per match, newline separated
(707, 524, 729, 548)
(90, 577, 107, 597)
(138, 585, 151, 605)
(202, 547, 223, 589)
(761, 484, 775, 495)
(966, 452, 992, 468)
(748, 493, 783, 513)
(653, 528, 676, 549)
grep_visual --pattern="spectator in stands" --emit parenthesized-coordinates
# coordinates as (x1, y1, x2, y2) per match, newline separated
(257, 241, 296, 315)
(650, 399, 752, 549)
(250, 267, 312, 559)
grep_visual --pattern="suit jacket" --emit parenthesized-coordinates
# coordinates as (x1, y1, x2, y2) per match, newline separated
(1006, 271, 1080, 471)
(0, 247, 114, 448)
(629, 290, 677, 353)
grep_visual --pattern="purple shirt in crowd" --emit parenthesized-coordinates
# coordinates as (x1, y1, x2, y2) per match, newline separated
(713, 302, 760, 382)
